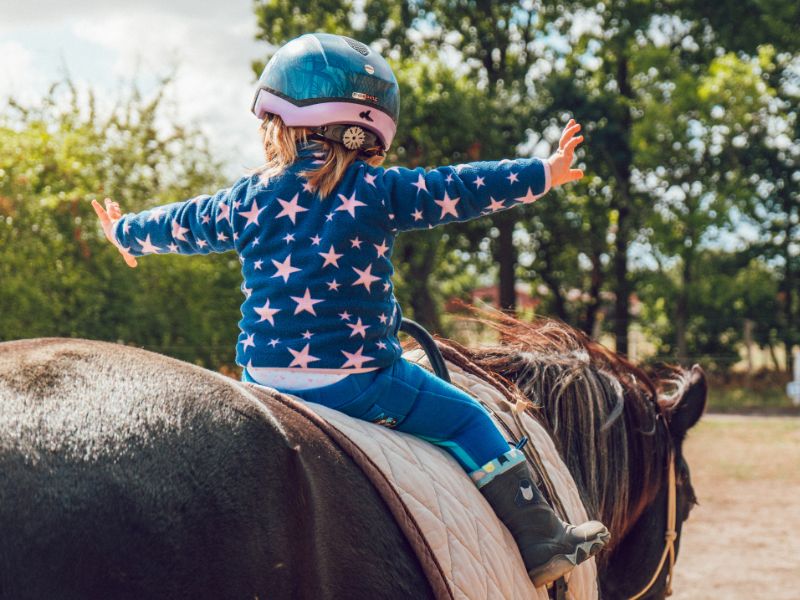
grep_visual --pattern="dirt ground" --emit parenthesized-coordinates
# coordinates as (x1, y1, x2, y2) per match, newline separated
(669, 415, 800, 599)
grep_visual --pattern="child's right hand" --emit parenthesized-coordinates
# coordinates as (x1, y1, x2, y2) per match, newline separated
(91, 198, 138, 268)
(547, 119, 585, 188)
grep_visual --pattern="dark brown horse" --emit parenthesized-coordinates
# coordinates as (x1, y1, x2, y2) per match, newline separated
(0, 321, 704, 599)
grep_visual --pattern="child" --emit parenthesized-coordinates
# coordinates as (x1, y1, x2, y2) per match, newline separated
(93, 32, 609, 586)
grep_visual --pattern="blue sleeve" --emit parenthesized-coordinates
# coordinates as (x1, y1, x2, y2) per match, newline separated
(113, 180, 247, 257)
(379, 158, 551, 232)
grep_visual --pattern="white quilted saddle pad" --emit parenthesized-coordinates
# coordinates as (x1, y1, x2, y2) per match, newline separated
(300, 351, 598, 600)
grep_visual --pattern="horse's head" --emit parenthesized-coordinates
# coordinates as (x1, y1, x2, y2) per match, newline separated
(431, 312, 706, 599)
(600, 363, 706, 600)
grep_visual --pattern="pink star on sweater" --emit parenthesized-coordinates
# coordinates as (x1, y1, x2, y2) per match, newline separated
(147, 207, 166, 222)
(335, 191, 367, 218)
(288, 343, 320, 368)
(474, 176, 485, 188)
(319, 245, 343, 268)
(350, 237, 363, 249)
(341, 346, 375, 369)
(239, 198, 265, 228)
(347, 317, 370, 338)
(171, 219, 188, 241)
(271, 254, 300, 283)
(515, 187, 541, 204)
(241, 333, 255, 351)
(136, 234, 161, 254)
(254, 299, 280, 325)
(434, 191, 460, 219)
(216, 202, 231, 223)
(412, 208, 424, 221)
(507, 171, 519, 184)
(363, 172, 377, 187)
(291, 288, 324, 316)
(411, 173, 428, 194)
(352, 264, 381, 293)
(486, 197, 506, 212)
(373, 239, 389, 258)
(276, 193, 308, 225)
(327, 279, 341, 292)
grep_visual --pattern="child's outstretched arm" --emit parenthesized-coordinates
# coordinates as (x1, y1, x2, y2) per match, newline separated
(93, 182, 245, 262)
(381, 120, 584, 232)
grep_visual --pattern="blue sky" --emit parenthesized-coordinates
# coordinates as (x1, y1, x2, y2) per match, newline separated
(0, 0, 267, 176)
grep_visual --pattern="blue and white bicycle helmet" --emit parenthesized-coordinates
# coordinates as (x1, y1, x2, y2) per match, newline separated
(252, 33, 400, 154)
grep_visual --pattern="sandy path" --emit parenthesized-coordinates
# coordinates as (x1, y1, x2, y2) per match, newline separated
(670, 415, 800, 599)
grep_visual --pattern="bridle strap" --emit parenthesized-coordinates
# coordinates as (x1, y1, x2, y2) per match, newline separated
(628, 449, 677, 599)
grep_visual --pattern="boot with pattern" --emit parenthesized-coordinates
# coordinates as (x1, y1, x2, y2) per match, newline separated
(474, 451, 610, 587)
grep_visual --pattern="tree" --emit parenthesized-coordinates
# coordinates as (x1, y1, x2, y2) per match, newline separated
(0, 82, 240, 368)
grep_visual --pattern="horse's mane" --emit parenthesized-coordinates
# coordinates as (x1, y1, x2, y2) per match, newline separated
(413, 309, 689, 551)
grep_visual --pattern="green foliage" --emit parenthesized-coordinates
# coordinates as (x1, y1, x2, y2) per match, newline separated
(2, 1, 797, 379)
(638, 252, 781, 367)
(0, 83, 240, 368)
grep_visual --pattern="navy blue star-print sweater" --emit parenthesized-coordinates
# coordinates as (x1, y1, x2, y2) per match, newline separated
(113, 144, 551, 372)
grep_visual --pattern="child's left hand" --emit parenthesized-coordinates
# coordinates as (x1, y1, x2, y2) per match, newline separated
(92, 198, 138, 268)
(547, 119, 585, 188)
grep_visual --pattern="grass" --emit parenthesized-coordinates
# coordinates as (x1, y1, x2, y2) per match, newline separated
(707, 384, 797, 412)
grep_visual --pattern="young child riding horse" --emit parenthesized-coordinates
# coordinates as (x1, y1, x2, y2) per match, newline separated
(93, 32, 609, 586)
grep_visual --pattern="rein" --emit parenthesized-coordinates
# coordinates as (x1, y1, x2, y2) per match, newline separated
(628, 447, 677, 599)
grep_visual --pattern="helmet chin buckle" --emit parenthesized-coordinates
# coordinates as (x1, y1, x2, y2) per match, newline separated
(342, 125, 367, 150)
(310, 124, 382, 155)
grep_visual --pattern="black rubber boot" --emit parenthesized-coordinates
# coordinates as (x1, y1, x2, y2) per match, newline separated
(479, 461, 610, 587)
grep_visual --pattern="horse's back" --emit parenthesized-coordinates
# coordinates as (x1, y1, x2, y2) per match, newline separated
(0, 338, 433, 600)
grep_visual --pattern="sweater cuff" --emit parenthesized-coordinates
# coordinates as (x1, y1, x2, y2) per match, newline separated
(542, 160, 552, 196)
(111, 218, 126, 248)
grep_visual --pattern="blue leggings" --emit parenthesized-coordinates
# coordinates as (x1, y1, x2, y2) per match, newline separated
(246, 358, 510, 472)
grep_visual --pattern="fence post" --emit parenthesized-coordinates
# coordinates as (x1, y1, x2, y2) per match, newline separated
(787, 350, 800, 407)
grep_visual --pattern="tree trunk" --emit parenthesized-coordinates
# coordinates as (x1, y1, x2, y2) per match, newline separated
(782, 193, 795, 373)
(612, 51, 633, 356)
(675, 255, 692, 365)
(399, 237, 442, 332)
(743, 319, 754, 377)
(495, 213, 517, 312)
(581, 251, 604, 337)
(613, 204, 630, 355)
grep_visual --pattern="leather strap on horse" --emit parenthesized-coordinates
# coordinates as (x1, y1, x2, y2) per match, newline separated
(250, 385, 455, 600)
(628, 449, 677, 600)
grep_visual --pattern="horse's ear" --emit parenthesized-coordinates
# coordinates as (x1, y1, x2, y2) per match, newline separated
(668, 364, 707, 439)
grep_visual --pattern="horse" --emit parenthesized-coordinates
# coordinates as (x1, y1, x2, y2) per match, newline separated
(0, 318, 705, 600)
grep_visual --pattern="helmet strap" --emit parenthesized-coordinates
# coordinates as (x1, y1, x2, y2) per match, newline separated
(309, 125, 384, 158)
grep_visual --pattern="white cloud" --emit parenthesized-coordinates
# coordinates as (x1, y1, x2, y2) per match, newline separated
(0, 40, 48, 104)
(1, 1, 268, 178)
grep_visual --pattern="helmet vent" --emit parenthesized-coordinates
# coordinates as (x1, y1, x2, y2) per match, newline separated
(344, 37, 370, 56)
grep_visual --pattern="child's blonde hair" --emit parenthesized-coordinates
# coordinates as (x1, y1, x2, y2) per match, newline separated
(257, 115, 385, 198)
